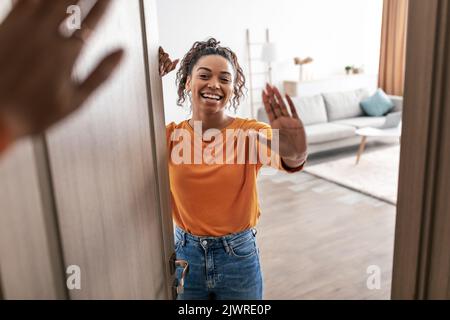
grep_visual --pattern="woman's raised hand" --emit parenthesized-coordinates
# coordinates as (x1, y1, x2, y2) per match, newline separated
(262, 84, 308, 165)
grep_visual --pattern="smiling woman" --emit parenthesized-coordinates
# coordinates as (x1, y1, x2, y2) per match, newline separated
(160, 38, 307, 300)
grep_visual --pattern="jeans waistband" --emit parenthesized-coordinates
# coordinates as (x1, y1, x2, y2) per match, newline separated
(175, 226, 257, 252)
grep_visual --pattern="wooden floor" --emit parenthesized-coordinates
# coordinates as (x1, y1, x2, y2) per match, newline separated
(256, 142, 397, 300)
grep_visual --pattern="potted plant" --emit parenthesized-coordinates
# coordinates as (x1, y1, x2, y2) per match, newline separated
(345, 65, 353, 75)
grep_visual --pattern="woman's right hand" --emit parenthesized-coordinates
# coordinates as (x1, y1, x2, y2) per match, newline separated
(0, 0, 123, 143)
(159, 47, 179, 77)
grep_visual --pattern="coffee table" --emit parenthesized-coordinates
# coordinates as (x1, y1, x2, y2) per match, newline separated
(355, 125, 402, 165)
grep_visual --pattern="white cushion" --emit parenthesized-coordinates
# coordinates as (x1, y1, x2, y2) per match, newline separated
(305, 123, 356, 145)
(322, 88, 370, 121)
(389, 95, 403, 112)
(332, 116, 386, 129)
(290, 95, 328, 125)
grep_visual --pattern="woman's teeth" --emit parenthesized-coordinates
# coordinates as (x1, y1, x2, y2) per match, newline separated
(201, 93, 222, 101)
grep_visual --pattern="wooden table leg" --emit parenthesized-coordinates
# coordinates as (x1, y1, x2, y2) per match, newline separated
(356, 136, 367, 165)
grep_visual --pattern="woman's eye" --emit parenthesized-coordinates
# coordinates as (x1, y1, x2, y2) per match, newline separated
(221, 78, 231, 83)
(199, 74, 209, 79)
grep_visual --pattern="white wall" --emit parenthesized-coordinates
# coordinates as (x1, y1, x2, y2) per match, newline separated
(157, 0, 383, 124)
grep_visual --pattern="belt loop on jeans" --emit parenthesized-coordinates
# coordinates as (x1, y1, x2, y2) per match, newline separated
(182, 229, 187, 246)
(222, 238, 231, 254)
(177, 227, 186, 247)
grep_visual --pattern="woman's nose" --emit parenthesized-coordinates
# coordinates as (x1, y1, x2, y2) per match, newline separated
(207, 79, 220, 89)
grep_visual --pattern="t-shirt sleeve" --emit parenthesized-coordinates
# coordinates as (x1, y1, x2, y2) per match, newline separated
(166, 122, 176, 145)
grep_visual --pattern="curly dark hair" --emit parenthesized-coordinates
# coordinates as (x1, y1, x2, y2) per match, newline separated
(176, 38, 246, 113)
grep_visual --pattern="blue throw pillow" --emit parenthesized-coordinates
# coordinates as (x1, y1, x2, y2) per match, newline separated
(360, 89, 394, 116)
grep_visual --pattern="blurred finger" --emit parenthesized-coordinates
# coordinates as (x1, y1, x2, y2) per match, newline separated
(266, 84, 282, 118)
(42, 0, 75, 27)
(286, 94, 301, 120)
(262, 90, 276, 123)
(163, 59, 172, 71)
(170, 59, 180, 72)
(73, 49, 124, 109)
(160, 59, 168, 76)
(11, 0, 39, 14)
(273, 87, 290, 117)
(7, 0, 42, 22)
(70, 0, 112, 51)
(160, 52, 169, 61)
(159, 53, 169, 71)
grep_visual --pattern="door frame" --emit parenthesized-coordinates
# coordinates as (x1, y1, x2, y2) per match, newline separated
(140, 0, 176, 299)
(391, 0, 450, 299)
(1, 0, 449, 300)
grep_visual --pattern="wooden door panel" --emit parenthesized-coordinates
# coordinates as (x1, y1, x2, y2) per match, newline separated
(46, 0, 168, 299)
(0, 0, 66, 300)
(0, 140, 66, 299)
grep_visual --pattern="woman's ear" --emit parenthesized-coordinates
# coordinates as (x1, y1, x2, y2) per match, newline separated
(185, 76, 192, 93)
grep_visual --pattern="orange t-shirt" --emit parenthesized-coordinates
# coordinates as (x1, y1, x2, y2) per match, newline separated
(166, 117, 304, 236)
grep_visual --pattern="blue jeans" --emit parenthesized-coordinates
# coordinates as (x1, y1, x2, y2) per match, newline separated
(174, 226, 263, 300)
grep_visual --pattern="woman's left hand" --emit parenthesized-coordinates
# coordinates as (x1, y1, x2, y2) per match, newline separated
(159, 47, 179, 77)
(262, 84, 308, 166)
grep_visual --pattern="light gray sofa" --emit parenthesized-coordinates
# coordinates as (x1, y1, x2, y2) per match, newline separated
(257, 88, 403, 155)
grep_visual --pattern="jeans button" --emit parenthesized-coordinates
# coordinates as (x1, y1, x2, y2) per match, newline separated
(202, 240, 207, 246)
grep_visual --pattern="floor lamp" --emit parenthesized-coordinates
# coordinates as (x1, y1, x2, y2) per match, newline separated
(261, 42, 277, 85)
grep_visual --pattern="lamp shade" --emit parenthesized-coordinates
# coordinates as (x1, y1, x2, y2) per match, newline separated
(261, 42, 277, 63)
